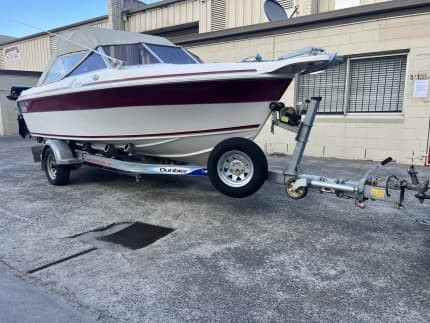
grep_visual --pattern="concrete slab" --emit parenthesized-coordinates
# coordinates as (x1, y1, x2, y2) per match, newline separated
(1, 136, 429, 322)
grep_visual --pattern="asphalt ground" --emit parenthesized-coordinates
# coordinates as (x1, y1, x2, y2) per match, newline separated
(0, 136, 429, 322)
(0, 262, 96, 323)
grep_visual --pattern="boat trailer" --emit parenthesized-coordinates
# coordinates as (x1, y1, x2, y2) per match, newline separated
(31, 97, 429, 207)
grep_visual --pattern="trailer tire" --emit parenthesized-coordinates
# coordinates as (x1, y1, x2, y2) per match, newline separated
(208, 138, 267, 198)
(43, 147, 71, 186)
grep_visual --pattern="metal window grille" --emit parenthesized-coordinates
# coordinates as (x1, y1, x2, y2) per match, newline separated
(211, 0, 226, 32)
(297, 63, 347, 113)
(296, 54, 407, 114)
(348, 55, 407, 113)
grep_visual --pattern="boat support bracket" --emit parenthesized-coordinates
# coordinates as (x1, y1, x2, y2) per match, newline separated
(271, 97, 430, 208)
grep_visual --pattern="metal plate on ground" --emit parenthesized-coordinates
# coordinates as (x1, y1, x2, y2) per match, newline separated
(96, 222, 174, 250)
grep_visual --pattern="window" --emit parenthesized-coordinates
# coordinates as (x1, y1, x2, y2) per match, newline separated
(145, 44, 198, 64)
(43, 51, 86, 84)
(102, 44, 159, 66)
(334, 0, 360, 10)
(296, 54, 407, 114)
(69, 53, 107, 76)
(348, 55, 407, 113)
(297, 63, 346, 113)
(317, 0, 360, 13)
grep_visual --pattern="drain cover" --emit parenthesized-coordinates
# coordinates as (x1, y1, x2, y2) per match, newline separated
(96, 222, 174, 250)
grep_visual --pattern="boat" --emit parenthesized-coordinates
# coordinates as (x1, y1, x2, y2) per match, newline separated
(16, 27, 339, 165)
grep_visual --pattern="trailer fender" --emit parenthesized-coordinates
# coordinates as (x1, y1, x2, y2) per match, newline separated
(41, 140, 81, 167)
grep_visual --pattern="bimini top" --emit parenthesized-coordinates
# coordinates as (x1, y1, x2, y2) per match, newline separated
(55, 26, 175, 57)
(37, 27, 180, 85)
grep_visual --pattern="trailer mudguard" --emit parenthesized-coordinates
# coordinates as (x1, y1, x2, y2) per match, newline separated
(41, 140, 81, 166)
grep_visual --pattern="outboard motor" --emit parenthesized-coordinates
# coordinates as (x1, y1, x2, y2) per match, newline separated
(6, 85, 31, 138)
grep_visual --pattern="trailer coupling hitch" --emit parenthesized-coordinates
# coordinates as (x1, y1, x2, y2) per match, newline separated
(369, 161, 430, 207)
(348, 158, 430, 207)
(407, 165, 430, 203)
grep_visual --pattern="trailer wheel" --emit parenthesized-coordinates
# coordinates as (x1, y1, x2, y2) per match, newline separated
(208, 138, 267, 198)
(285, 178, 308, 199)
(43, 147, 71, 186)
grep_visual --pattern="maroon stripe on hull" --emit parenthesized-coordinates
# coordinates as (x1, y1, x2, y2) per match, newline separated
(22, 78, 291, 113)
(30, 124, 261, 139)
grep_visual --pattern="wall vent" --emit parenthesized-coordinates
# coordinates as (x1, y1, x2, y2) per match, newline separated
(211, 0, 226, 31)
(277, 0, 294, 9)
(49, 36, 57, 56)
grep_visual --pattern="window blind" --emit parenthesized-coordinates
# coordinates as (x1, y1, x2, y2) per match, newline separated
(297, 63, 347, 113)
(348, 55, 407, 113)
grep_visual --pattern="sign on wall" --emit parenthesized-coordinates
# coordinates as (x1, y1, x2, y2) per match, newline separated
(4, 45, 20, 62)
(413, 80, 429, 98)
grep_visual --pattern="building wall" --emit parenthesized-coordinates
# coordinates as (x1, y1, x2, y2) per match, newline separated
(0, 73, 40, 135)
(318, 0, 391, 12)
(0, 19, 109, 72)
(187, 12, 430, 164)
(126, 0, 201, 33)
(126, 0, 314, 34)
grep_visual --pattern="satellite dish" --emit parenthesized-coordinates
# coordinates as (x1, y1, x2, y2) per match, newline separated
(264, 0, 299, 22)
(264, 0, 288, 21)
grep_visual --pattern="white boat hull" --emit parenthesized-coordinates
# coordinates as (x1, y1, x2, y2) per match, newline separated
(24, 102, 270, 164)
(19, 55, 336, 164)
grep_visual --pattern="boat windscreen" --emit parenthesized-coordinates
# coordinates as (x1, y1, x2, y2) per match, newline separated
(102, 44, 160, 66)
(43, 51, 87, 84)
(69, 52, 108, 76)
(145, 44, 198, 64)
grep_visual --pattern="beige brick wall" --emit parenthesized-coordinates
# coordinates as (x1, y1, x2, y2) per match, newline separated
(188, 13, 430, 164)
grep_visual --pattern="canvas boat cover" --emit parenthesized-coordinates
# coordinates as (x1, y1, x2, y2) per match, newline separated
(38, 27, 175, 85)
(55, 26, 175, 57)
